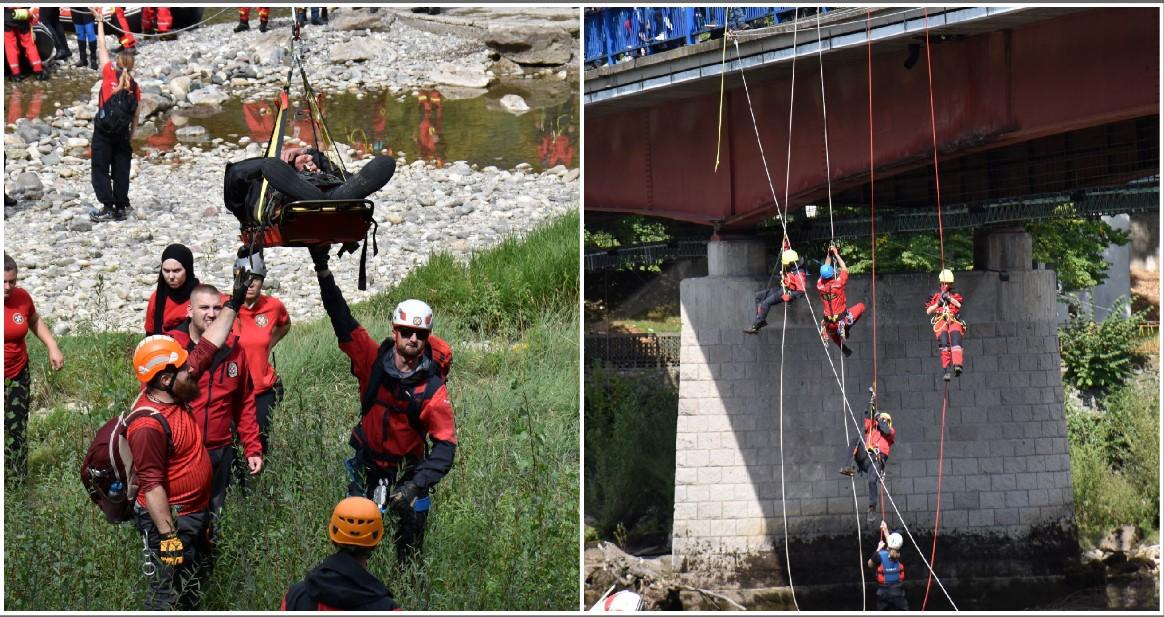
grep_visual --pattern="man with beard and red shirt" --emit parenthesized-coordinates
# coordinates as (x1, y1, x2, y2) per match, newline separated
(126, 273, 253, 609)
(166, 284, 263, 517)
(309, 244, 456, 564)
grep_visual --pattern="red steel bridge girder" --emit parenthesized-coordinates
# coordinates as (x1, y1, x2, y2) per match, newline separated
(584, 8, 1160, 230)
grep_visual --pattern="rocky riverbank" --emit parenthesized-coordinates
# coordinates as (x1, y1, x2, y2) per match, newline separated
(3, 7, 579, 335)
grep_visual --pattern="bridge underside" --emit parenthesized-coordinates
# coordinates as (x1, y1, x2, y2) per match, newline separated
(585, 8, 1160, 231)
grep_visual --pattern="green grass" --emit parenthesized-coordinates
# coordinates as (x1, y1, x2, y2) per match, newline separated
(5, 212, 580, 611)
(609, 317, 682, 334)
(1066, 363, 1160, 548)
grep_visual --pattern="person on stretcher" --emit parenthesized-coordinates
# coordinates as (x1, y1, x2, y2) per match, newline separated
(223, 147, 396, 228)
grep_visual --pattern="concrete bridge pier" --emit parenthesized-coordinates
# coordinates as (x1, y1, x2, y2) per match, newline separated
(673, 235, 1081, 609)
(974, 224, 1034, 273)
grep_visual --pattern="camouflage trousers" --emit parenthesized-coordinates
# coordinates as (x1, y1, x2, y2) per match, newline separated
(4, 366, 30, 478)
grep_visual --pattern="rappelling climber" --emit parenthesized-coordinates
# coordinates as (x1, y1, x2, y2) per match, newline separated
(924, 269, 966, 381)
(744, 238, 807, 334)
(817, 244, 865, 357)
(867, 520, 908, 610)
(840, 390, 894, 516)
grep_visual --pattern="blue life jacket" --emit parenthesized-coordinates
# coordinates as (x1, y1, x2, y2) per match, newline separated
(876, 549, 904, 586)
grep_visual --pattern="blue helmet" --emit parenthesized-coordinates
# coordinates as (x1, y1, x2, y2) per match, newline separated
(820, 264, 835, 280)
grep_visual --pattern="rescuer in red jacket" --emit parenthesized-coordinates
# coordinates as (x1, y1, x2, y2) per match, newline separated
(840, 392, 894, 516)
(310, 244, 457, 564)
(745, 239, 808, 334)
(924, 268, 966, 382)
(817, 244, 865, 358)
(165, 284, 263, 518)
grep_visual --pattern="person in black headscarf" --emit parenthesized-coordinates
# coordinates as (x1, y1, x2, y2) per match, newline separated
(145, 243, 199, 335)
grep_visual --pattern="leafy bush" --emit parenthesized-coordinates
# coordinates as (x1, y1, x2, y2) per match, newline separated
(1066, 368, 1160, 546)
(1059, 297, 1144, 393)
(584, 365, 676, 543)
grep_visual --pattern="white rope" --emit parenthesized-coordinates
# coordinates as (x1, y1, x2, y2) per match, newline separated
(815, 7, 862, 606)
(777, 296, 798, 611)
(89, 7, 235, 40)
(732, 16, 959, 608)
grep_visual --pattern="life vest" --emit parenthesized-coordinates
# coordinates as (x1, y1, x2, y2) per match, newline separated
(876, 549, 904, 586)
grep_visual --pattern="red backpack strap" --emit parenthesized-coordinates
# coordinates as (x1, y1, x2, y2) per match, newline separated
(427, 334, 453, 378)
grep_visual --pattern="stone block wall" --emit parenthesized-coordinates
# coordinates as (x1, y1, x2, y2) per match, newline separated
(673, 269, 1077, 590)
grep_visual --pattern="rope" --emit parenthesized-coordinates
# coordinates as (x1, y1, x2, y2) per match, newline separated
(714, 24, 730, 173)
(863, 8, 886, 523)
(921, 9, 951, 610)
(732, 16, 958, 609)
(816, 7, 862, 607)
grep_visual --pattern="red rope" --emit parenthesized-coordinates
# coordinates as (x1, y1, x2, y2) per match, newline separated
(923, 7, 946, 269)
(922, 9, 950, 610)
(923, 383, 950, 609)
(865, 9, 884, 521)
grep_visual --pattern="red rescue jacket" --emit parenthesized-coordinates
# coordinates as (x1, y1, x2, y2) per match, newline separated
(166, 322, 262, 457)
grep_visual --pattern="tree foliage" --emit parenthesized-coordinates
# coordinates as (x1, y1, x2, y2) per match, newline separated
(1028, 218, 1130, 293)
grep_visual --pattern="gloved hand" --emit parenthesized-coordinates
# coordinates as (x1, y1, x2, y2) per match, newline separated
(388, 481, 420, 516)
(226, 270, 252, 312)
(159, 531, 184, 566)
(781, 293, 791, 303)
(12, 8, 30, 20)
(309, 244, 331, 272)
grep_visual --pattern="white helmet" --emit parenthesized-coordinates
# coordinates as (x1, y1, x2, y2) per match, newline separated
(887, 532, 903, 550)
(234, 252, 267, 278)
(392, 299, 434, 331)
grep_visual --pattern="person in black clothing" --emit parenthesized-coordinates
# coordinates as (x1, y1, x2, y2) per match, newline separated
(223, 147, 396, 228)
(88, 17, 138, 223)
(38, 7, 70, 63)
(280, 496, 399, 611)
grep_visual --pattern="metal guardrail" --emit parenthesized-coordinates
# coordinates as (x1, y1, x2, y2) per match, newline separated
(584, 333, 682, 368)
(584, 240, 708, 271)
(584, 7, 813, 67)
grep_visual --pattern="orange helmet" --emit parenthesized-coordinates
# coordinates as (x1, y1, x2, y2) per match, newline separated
(133, 335, 188, 383)
(328, 497, 383, 549)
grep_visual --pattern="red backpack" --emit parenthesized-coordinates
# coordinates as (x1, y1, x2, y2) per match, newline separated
(426, 334, 453, 379)
(80, 406, 171, 524)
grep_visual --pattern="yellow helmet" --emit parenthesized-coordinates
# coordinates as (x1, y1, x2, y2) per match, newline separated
(878, 412, 893, 426)
(938, 269, 954, 284)
(781, 249, 799, 266)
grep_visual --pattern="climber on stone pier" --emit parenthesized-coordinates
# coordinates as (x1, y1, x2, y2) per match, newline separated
(817, 244, 865, 357)
(744, 237, 807, 334)
(924, 268, 967, 381)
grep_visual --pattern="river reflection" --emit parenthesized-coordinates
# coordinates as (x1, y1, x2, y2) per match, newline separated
(138, 85, 577, 171)
(5, 84, 46, 124)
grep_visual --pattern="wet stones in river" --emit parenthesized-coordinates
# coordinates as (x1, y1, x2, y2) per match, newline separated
(429, 62, 491, 89)
(187, 85, 229, 107)
(484, 26, 575, 67)
(499, 94, 530, 115)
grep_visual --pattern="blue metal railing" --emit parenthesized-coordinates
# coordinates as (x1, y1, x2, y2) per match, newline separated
(584, 7, 816, 67)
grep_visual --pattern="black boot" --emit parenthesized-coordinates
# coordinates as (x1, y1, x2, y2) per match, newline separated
(36, 70, 49, 81)
(259, 18, 268, 32)
(88, 42, 98, 69)
(89, 204, 117, 223)
(234, 19, 250, 32)
(75, 41, 87, 67)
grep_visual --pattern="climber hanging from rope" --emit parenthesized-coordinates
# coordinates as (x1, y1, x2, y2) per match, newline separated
(817, 244, 865, 357)
(840, 386, 894, 519)
(222, 18, 393, 290)
(924, 269, 967, 381)
(744, 238, 808, 335)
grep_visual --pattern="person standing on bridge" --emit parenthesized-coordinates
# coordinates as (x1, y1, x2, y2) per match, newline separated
(817, 244, 864, 357)
(745, 239, 807, 334)
(924, 269, 966, 381)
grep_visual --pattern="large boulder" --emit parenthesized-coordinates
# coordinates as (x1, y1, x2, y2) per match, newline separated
(328, 9, 393, 31)
(137, 91, 174, 120)
(428, 62, 491, 89)
(15, 171, 43, 194)
(499, 94, 530, 115)
(484, 25, 574, 66)
(249, 33, 287, 66)
(186, 85, 229, 107)
(167, 75, 192, 102)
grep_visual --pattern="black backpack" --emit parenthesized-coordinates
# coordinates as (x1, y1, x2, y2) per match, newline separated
(95, 83, 139, 137)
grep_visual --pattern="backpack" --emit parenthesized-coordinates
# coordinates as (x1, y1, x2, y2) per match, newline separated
(80, 406, 171, 524)
(94, 83, 138, 137)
